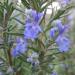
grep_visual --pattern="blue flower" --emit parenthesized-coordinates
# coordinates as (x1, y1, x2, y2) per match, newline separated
(50, 27, 57, 38)
(27, 52, 39, 66)
(63, 0, 69, 3)
(50, 20, 68, 38)
(67, 15, 73, 21)
(59, 0, 69, 6)
(30, 9, 43, 22)
(56, 20, 68, 34)
(11, 38, 27, 57)
(24, 9, 43, 40)
(26, 9, 43, 23)
(55, 35, 70, 52)
(51, 71, 57, 75)
(25, 15, 32, 23)
(24, 23, 41, 40)
(50, 20, 70, 52)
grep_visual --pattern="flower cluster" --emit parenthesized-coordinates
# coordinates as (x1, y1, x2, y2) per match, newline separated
(11, 38, 27, 57)
(50, 20, 70, 52)
(11, 9, 43, 57)
(24, 9, 43, 40)
(2, 0, 73, 74)
(11, 9, 71, 75)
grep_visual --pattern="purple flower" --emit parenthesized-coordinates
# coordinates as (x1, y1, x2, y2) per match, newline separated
(50, 27, 57, 38)
(56, 20, 68, 34)
(67, 15, 73, 21)
(26, 9, 43, 23)
(30, 9, 43, 22)
(11, 38, 27, 57)
(51, 71, 57, 75)
(24, 9, 43, 40)
(59, 0, 70, 7)
(56, 20, 64, 32)
(55, 35, 70, 52)
(50, 20, 67, 38)
(25, 15, 32, 23)
(27, 52, 39, 66)
(50, 20, 70, 52)
(63, 0, 69, 4)
(24, 23, 41, 40)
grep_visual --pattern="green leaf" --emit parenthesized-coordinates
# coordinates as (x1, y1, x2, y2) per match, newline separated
(13, 17, 25, 25)
(40, 1, 52, 12)
(5, 32, 24, 36)
(21, 0, 30, 8)
(8, 25, 17, 31)
(15, 8, 25, 14)
(7, 3, 14, 16)
(28, 46, 39, 52)
(31, 0, 40, 11)
(9, 13, 21, 21)
(44, 4, 75, 32)
(36, 38, 46, 52)
(39, 9, 47, 25)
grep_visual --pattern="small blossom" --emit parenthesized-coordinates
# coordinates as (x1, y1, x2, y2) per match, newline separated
(55, 35, 70, 52)
(50, 20, 67, 38)
(67, 15, 73, 21)
(11, 38, 27, 57)
(26, 9, 43, 23)
(51, 71, 58, 75)
(0, 72, 4, 75)
(7, 66, 14, 74)
(50, 20, 70, 52)
(25, 15, 32, 23)
(50, 27, 57, 38)
(26, 9, 43, 22)
(58, 0, 70, 7)
(56, 20, 64, 32)
(56, 20, 68, 34)
(27, 52, 39, 66)
(24, 9, 43, 40)
(30, 9, 43, 22)
(24, 23, 41, 40)
(62, 0, 69, 4)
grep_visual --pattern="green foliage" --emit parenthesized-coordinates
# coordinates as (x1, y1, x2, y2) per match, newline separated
(0, 0, 75, 75)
